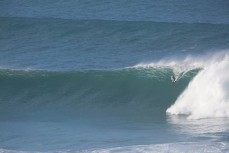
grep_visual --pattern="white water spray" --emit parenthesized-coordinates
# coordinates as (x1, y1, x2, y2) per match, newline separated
(167, 53, 229, 119)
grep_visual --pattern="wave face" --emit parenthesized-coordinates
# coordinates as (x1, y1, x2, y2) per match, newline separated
(0, 67, 198, 121)
(167, 56, 229, 119)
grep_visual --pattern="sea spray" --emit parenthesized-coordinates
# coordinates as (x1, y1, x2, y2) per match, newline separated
(167, 54, 229, 119)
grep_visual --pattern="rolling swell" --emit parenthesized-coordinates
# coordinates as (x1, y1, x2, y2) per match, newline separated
(1, 0, 228, 24)
(0, 68, 199, 121)
(1, 17, 229, 70)
(2, 17, 229, 49)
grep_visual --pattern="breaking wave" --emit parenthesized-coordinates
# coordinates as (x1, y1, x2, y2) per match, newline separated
(0, 66, 197, 121)
(167, 54, 229, 119)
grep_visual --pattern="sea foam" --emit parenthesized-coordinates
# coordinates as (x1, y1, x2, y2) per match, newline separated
(167, 53, 229, 119)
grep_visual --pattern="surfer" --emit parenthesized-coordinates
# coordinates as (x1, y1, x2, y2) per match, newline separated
(171, 75, 176, 83)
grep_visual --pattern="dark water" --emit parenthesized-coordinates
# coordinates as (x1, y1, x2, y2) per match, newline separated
(0, 0, 229, 152)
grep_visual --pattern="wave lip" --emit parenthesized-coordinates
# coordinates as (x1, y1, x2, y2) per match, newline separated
(167, 54, 229, 119)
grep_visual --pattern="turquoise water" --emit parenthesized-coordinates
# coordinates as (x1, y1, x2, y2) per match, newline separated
(0, 0, 229, 152)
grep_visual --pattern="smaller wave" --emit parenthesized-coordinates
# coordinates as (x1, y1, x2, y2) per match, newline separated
(167, 52, 229, 119)
(83, 142, 227, 153)
(0, 141, 227, 153)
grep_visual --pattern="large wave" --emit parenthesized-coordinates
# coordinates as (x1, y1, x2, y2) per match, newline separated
(0, 67, 197, 121)
(1, 52, 229, 120)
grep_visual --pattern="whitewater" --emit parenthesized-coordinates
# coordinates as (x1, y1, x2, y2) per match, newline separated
(136, 51, 229, 119)
(1, 0, 229, 152)
(167, 53, 229, 119)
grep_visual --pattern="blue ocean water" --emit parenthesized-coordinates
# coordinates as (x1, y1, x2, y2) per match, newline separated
(0, 0, 229, 152)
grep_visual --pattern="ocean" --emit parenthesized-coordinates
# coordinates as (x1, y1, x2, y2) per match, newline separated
(0, 0, 229, 152)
